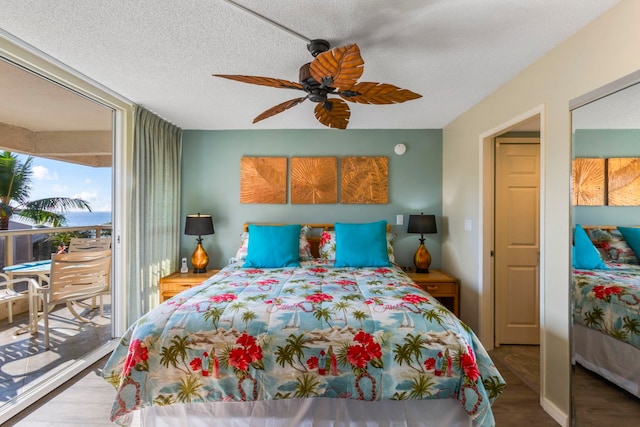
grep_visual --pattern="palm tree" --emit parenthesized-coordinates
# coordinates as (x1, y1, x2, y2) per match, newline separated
(0, 151, 91, 230)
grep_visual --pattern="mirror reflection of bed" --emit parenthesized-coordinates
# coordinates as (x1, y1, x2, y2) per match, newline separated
(571, 75, 640, 424)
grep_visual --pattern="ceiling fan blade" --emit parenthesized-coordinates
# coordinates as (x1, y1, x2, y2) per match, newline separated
(314, 98, 350, 129)
(338, 82, 422, 105)
(253, 97, 307, 124)
(214, 74, 303, 90)
(309, 44, 364, 90)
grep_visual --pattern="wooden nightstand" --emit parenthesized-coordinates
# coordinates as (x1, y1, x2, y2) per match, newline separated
(406, 269, 459, 317)
(159, 270, 219, 302)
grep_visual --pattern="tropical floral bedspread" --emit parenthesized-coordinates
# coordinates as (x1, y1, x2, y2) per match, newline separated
(573, 263, 640, 349)
(103, 262, 505, 426)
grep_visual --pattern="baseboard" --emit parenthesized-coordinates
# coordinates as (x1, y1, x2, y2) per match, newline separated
(541, 396, 568, 427)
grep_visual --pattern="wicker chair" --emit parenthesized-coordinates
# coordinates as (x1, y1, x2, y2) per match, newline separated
(30, 250, 111, 349)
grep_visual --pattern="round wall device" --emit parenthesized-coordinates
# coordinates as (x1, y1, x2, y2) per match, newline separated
(394, 143, 406, 155)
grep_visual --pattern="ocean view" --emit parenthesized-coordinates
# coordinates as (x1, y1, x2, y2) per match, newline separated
(63, 211, 112, 227)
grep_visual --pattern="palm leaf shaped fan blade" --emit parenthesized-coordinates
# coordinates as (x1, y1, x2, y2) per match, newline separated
(213, 75, 303, 90)
(253, 97, 307, 124)
(213, 40, 421, 129)
(315, 99, 350, 129)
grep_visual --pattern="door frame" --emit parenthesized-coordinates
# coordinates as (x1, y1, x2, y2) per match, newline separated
(0, 30, 134, 424)
(478, 104, 545, 382)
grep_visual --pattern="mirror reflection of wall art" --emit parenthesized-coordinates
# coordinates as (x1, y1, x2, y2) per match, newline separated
(572, 158, 605, 206)
(240, 157, 287, 204)
(290, 157, 338, 204)
(341, 156, 388, 204)
(607, 157, 640, 206)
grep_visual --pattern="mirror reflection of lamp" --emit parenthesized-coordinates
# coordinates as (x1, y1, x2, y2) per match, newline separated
(184, 213, 215, 273)
(407, 213, 437, 273)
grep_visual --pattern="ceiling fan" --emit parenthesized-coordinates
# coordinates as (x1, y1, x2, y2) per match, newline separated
(214, 39, 422, 129)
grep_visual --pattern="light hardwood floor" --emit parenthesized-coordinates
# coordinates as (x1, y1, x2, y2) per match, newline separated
(5, 347, 552, 426)
(6, 345, 639, 426)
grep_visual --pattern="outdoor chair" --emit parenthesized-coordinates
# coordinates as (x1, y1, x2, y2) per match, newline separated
(68, 237, 112, 252)
(0, 273, 33, 324)
(29, 250, 111, 349)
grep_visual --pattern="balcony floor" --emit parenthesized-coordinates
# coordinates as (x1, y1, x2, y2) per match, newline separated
(0, 297, 111, 404)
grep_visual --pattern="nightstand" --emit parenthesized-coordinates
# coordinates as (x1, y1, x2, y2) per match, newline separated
(406, 269, 459, 317)
(159, 270, 219, 303)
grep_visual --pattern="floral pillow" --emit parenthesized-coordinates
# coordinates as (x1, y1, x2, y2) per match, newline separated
(586, 227, 639, 265)
(233, 225, 313, 262)
(319, 230, 395, 264)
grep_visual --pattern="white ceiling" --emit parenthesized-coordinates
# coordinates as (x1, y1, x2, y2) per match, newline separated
(0, 0, 621, 132)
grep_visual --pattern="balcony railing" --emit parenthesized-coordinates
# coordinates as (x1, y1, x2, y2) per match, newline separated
(0, 224, 112, 271)
(0, 224, 111, 322)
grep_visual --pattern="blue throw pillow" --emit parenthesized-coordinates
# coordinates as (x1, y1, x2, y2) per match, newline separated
(243, 224, 301, 268)
(334, 220, 391, 267)
(617, 227, 640, 259)
(573, 224, 607, 269)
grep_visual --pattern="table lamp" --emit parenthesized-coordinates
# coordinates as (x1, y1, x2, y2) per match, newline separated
(185, 213, 214, 273)
(407, 213, 437, 273)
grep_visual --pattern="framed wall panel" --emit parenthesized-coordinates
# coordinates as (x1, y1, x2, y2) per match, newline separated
(290, 157, 337, 204)
(572, 158, 605, 206)
(608, 157, 640, 206)
(240, 157, 287, 204)
(341, 156, 388, 204)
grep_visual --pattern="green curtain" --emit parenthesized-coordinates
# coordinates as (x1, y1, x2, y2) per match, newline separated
(128, 105, 182, 323)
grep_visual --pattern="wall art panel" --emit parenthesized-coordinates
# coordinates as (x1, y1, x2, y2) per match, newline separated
(290, 157, 338, 204)
(341, 156, 388, 204)
(572, 158, 605, 206)
(240, 157, 287, 204)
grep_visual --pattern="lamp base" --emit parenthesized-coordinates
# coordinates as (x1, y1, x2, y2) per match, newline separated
(413, 240, 432, 274)
(191, 240, 209, 274)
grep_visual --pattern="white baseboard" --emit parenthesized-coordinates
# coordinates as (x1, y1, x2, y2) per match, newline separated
(541, 396, 568, 427)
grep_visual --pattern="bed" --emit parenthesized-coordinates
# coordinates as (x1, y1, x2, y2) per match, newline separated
(103, 221, 505, 426)
(572, 225, 640, 397)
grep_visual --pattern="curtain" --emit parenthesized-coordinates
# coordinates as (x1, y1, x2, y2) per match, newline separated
(128, 105, 182, 323)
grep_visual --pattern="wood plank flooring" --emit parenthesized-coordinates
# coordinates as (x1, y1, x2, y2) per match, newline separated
(5, 345, 639, 426)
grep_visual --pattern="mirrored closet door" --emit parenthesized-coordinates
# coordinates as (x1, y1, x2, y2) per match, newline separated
(570, 72, 640, 425)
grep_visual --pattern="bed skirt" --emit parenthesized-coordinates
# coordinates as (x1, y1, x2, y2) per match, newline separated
(573, 323, 640, 398)
(135, 398, 474, 427)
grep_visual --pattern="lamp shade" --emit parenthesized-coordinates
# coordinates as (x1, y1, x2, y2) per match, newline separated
(407, 213, 437, 235)
(185, 214, 214, 236)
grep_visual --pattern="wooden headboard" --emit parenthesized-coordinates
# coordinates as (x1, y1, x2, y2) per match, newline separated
(243, 223, 392, 259)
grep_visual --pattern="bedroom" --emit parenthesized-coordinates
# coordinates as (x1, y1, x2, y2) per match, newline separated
(1, 0, 640, 425)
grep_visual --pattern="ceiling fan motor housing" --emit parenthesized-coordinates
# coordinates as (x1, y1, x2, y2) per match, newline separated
(299, 62, 331, 102)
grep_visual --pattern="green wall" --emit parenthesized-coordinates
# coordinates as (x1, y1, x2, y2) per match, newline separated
(180, 129, 442, 269)
(573, 129, 640, 225)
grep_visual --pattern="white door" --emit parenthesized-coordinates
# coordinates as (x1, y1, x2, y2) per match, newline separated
(495, 138, 540, 345)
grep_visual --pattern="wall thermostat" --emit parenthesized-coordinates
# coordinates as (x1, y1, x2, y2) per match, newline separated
(394, 143, 406, 155)
(180, 258, 188, 273)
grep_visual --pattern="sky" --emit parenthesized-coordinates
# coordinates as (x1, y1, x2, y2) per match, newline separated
(16, 153, 112, 212)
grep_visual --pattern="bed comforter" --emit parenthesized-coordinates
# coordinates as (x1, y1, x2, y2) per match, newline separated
(573, 263, 640, 349)
(103, 262, 504, 426)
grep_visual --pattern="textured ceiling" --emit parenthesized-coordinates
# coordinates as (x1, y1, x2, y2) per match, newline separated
(0, 0, 620, 131)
